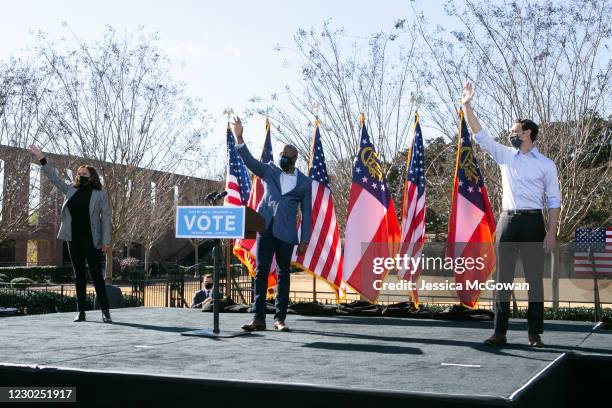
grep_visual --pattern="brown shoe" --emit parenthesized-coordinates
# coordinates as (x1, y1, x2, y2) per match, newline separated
(241, 319, 266, 332)
(484, 333, 507, 346)
(273, 320, 290, 332)
(529, 334, 545, 348)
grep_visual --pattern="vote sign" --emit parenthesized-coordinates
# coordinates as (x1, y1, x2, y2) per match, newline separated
(175, 206, 245, 239)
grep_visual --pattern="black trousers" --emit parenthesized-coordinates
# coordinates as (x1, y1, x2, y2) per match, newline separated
(494, 213, 546, 335)
(68, 236, 109, 312)
(253, 219, 295, 322)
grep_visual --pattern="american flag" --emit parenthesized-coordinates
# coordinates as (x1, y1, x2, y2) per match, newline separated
(574, 227, 612, 275)
(232, 119, 278, 292)
(224, 126, 251, 206)
(398, 113, 425, 304)
(293, 119, 344, 298)
(446, 110, 496, 308)
(343, 115, 400, 302)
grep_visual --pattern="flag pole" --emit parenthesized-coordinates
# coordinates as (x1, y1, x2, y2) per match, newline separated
(311, 101, 319, 302)
(358, 112, 367, 303)
(222, 108, 234, 300)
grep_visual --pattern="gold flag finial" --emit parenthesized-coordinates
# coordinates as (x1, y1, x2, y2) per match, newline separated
(223, 107, 234, 122)
(223, 107, 234, 130)
(359, 113, 365, 126)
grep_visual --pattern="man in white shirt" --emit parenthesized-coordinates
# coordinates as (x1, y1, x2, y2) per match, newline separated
(232, 117, 312, 333)
(462, 82, 561, 348)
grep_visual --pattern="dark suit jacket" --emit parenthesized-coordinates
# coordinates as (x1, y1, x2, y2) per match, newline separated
(191, 289, 214, 308)
(237, 144, 312, 245)
(40, 161, 111, 249)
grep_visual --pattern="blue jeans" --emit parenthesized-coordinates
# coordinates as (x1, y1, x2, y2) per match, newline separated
(253, 226, 294, 322)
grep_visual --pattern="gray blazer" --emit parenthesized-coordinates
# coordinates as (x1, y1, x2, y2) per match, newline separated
(237, 144, 312, 245)
(40, 161, 111, 249)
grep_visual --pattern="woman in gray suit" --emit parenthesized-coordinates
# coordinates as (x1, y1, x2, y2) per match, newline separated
(28, 145, 112, 323)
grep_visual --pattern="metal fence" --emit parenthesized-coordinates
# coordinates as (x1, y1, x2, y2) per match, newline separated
(2, 263, 610, 314)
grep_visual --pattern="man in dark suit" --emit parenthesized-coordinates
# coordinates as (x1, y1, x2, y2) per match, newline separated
(232, 117, 312, 332)
(191, 274, 214, 308)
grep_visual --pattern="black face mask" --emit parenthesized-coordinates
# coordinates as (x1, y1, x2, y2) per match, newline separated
(78, 175, 90, 186)
(204, 283, 213, 290)
(509, 135, 523, 149)
(279, 155, 295, 171)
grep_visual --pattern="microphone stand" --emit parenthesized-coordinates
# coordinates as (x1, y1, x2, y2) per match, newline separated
(181, 191, 250, 338)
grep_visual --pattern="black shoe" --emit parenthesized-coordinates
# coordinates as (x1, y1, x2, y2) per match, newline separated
(73, 311, 86, 322)
(484, 333, 507, 346)
(273, 320, 290, 332)
(529, 334, 544, 348)
(102, 309, 112, 323)
(241, 319, 266, 331)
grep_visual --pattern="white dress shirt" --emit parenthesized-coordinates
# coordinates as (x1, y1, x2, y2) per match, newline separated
(236, 142, 297, 194)
(279, 169, 298, 195)
(474, 129, 561, 211)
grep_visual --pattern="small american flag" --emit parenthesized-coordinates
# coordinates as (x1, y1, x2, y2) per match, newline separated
(224, 127, 251, 206)
(574, 227, 612, 275)
(293, 119, 344, 298)
(398, 113, 426, 303)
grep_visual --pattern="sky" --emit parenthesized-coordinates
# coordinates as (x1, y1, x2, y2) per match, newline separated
(0, 0, 457, 178)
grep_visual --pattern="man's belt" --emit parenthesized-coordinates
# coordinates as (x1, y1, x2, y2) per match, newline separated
(503, 209, 543, 216)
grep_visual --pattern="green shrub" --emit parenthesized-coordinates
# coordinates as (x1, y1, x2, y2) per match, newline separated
(506, 306, 611, 328)
(0, 288, 140, 315)
(0, 266, 73, 283)
(123, 294, 142, 308)
(0, 288, 86, 314)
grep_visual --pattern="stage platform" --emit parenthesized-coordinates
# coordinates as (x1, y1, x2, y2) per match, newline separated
(1, 307, 610, 407)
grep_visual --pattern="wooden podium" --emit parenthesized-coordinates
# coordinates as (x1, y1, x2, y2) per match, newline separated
(243, 206, 265, 239)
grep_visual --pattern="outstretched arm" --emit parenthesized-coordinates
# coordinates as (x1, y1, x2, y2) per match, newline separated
(462, 82, 512, 164)
(27, 144, 70, 195)
(232, 116, 269, 178)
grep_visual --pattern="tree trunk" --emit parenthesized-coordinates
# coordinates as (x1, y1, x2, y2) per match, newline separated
(105, 244, 113, 279)
(144, 244, 151, 278)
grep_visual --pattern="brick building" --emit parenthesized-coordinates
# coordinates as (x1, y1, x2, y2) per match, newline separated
(0, 144, 222, 267)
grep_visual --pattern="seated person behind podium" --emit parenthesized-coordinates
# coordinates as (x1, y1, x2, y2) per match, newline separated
(191, 274, 215, 308)
(232, 117, 312, 332)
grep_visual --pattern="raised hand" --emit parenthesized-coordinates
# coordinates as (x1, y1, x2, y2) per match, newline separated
(27, 144, 45, 160)
(232, 116, 244, 144)
(462, 81, 475, 106)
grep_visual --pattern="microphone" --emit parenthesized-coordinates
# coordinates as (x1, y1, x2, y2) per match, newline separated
(205, 191, 218, 201)
(214, 191, 228, 200)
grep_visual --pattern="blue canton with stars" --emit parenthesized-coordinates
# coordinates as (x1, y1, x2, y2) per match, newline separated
(260, 123, 273, 163)
(407, 118, 425, 198)
(352, 121, 392, 206)
(575, 227, 607, 253)
(309, 125, 330, 187)
(227, 128, 251, 205)
(457, 112, 487, 209)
